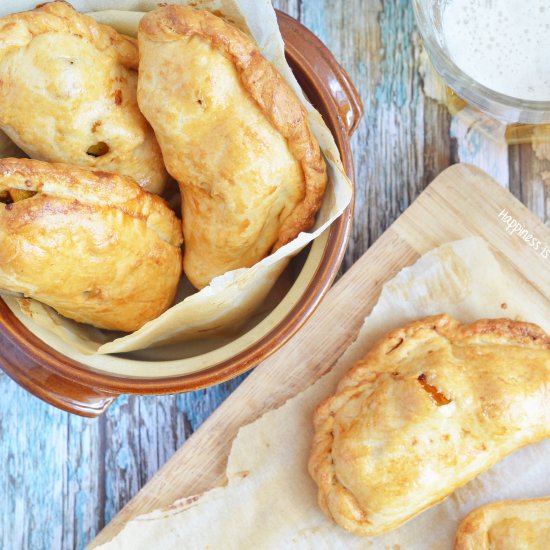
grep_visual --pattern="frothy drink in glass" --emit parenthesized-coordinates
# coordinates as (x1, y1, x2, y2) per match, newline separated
(441, 0, 550, 101)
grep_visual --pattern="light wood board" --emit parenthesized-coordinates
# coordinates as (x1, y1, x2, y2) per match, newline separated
(91, 164, 550, 547)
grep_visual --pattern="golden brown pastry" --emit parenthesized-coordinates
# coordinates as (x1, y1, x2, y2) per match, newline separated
(0, 1, 167, 194)
(308, 315, 550, 537)
(0, 158, 182, 332)
(455, 498, 550, 550)
(137, 6, 327, 289)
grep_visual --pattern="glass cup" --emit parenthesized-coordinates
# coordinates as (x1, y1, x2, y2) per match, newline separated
(413, 0, 550, 124)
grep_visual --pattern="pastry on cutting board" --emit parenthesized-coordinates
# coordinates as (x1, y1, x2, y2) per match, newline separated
(0, 158, 182, 332)
(0, 1, 167, 194)
(308, 314, 550, 536)
(454, 497, 550, 550)
(137, 5, 327, 289)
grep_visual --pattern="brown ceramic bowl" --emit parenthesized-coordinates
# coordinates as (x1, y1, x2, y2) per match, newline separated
(0, 11, 363, 417)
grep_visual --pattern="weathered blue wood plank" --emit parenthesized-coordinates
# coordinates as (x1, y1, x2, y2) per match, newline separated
(64, 413, 102, 550)
(0, 371, 67, 549)
(0, 370, 105, 549)
(302, 0, 438, 270)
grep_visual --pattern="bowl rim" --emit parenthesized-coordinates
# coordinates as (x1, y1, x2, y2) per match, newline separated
(0, 11, 358, 395)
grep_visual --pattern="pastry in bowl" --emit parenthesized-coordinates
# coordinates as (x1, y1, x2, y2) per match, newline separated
(0, 1, 167, 194)
(308, 315, 550, 536)
(0, 158, 182, 332)
(137, 6, 327, 289)
(454, 497, 550, 550)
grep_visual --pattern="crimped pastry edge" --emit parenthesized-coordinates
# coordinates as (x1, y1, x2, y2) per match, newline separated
(454, 497, 550, 550)
(308, 314, 550, 537)
(339, 315, 550, 393)
(138, 4, 328, 251)
(0, 157, 182, 247)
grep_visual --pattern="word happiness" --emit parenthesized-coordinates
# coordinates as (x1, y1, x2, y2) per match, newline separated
(498, 209, 549, 259)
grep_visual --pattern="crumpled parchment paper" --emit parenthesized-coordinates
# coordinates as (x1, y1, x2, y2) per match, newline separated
(94, 237, 550, 550)
(0, 0, 352, 355)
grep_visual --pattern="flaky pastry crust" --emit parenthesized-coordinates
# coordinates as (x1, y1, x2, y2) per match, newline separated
(455, 498, 550, 550)
(308, 315, 550, 536)
(137, 6, 327, 288)
(0, 158, 182, 332)
(0, 1, 167, 193)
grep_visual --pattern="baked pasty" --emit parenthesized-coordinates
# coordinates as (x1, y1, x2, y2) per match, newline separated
(0, 1, 167, 194)
(137, 6, 327, 288)
(455, 498, 550, 550)
(308, 315, 550, 536)
(0, 158, 182, 332)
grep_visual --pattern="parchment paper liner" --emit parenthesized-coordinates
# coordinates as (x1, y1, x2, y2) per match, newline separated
(95, 237, 550, 549)
(0, 0, 352, 358)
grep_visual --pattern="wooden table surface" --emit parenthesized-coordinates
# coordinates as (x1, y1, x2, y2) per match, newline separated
(1, 2, 548, 549)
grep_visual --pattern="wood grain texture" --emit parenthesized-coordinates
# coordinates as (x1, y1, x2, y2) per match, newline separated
(90, 164, 550, 547)
(0, 2, 548, 550)
(0, 372, 246, 550)
(510, 142, 550, 224)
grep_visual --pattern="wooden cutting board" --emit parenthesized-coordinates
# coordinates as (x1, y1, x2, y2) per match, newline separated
(91, 164, 550, 547)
